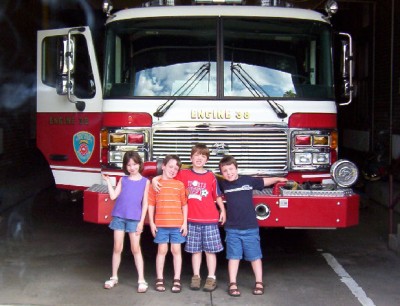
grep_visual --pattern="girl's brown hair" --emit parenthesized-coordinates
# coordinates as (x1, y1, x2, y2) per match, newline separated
(122, 151, 144, 175)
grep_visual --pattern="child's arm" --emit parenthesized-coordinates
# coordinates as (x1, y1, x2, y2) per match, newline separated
(147, 204, 157, 238)
(102, 174, 121, 200)
(151, 175, 162, 192)
(216, 197, 226, 225)
(137, 180, 150, 235)
(180, 204, 188, 237)
(263, 177, 287, 186)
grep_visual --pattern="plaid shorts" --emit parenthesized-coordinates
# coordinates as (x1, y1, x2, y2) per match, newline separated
(184, 223, 224, 253)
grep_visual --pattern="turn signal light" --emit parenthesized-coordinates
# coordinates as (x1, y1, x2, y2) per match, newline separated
(313, 135, 329, 146)
(100, 129, 109, 148)
(110, 133, 126, 144)
(330, 131, 338, 149)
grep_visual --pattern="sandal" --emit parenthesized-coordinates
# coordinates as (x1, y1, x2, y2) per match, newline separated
(190, 275, 201, 291)
(155, 279, 166, 292)
(104, 276, 118, 289)
(228, 282, 241, 297)
(137, 281, 148, 293)
(253, 281, 264, 295)
(171, 279, 181, 293)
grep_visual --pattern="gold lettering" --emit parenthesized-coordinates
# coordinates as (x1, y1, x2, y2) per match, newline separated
(217, 110, 224, 119)
(190, 110, 247, 120)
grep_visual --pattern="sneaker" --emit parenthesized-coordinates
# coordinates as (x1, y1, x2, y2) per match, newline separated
(190, 275, 201, 291)
(203, 277, 217, 292)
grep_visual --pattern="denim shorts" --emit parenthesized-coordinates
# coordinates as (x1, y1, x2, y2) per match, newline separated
(154, 227, 186, 244)
(185, 223, 223, 253)
(225, 228, 262, 261)
(109, 216, 139, 233)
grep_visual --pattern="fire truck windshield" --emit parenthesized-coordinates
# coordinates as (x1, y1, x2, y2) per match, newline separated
(103, 16, 334, 101)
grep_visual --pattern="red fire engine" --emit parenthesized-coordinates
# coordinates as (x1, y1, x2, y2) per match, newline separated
(36, 0, 359, 228)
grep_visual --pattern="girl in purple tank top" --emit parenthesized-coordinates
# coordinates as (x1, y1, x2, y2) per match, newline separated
(102, 151, 150, 293)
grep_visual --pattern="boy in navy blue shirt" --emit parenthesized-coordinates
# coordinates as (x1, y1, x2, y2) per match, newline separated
(219, 155, 286, 297)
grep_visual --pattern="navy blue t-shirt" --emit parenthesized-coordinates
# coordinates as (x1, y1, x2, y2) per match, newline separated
(219, 175, 264, 229)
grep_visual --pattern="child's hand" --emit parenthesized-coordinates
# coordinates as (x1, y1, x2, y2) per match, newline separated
(180, 224, 188, 237)
(150, 223, 157, 238)
(136, 222, 144, 236)
(219, 210, 226, 225)
(151, 178, 162, 192)
(102, 174, 110, 182)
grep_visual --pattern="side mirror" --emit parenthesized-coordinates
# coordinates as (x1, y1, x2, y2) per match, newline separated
(56, 75, 68, 95)
(58, 35, 75, 75)
(56, 75, 75, 95)
(55, 28, 87, 111)
(337, 32, 354, 106)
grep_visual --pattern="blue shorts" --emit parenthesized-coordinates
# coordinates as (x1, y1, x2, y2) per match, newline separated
(109, 216, 139, 233)
(185, 223, 223, 253)
(154, 227, 186, 244)
(225, 228, 262, 261)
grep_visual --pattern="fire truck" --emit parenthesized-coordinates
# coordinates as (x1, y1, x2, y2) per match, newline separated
(36, 0, 359, 228)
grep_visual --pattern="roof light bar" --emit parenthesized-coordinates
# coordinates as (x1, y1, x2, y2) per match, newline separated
(194, 0, 244, 4)
(325, 0, 338, 17)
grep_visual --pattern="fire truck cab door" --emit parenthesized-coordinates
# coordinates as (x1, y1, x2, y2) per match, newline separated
(37, 27, 103, 189)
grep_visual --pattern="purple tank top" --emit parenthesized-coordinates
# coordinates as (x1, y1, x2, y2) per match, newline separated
(112, 176, 148, 220)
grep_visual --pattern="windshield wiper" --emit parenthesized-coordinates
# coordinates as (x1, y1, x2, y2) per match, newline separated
(231, 63, 287, 119)
(153, 63, 210, 118)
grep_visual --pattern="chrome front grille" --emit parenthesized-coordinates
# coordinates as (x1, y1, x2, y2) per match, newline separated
(152, 128, 288, 175)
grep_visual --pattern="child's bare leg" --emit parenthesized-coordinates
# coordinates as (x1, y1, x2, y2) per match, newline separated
(171, 243, 183, 293)
(228, 259, 240, 283)
(251, 259, 263, 283)
(228, 259, 241, 296)
(251, 258, 264, 295)
(205, 252, 217, 277)
(129, 232, 145, 282)
(111, 230, 125, 277)
(156, 243, 168, 280)
(192, 252, 202, 276)
(171, 243, 182, 280)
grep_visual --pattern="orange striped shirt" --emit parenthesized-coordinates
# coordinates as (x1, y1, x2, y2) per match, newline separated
(148, 179, 187, 227)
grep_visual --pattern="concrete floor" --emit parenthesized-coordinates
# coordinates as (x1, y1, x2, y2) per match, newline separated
(0, 185, 400, 306)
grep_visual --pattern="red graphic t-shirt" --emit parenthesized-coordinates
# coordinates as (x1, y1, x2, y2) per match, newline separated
(175, 169, 221, 224)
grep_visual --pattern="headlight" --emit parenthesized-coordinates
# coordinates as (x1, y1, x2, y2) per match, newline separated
(330, 159, 358, 187)
(295, 153, 312, 165)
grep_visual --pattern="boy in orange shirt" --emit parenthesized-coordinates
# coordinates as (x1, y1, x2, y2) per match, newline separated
(148, 155, 188, 293)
